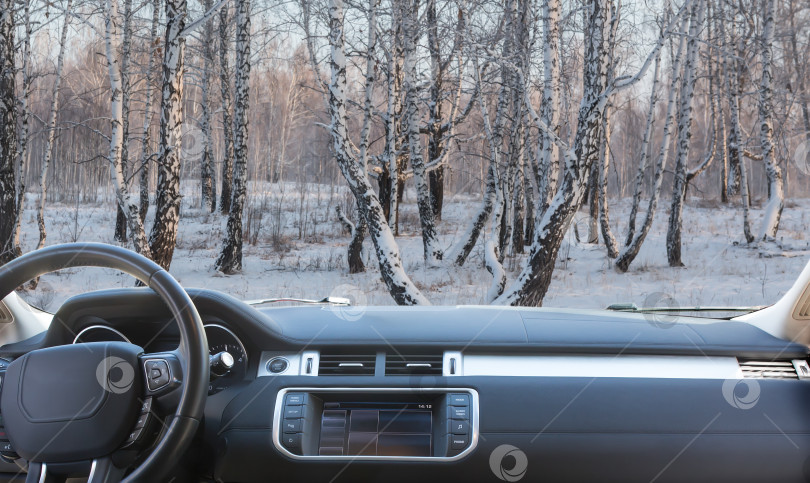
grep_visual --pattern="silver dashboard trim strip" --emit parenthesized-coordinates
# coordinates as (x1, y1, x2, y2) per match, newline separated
(460, 354, 743, 379)
(272, 387, 479, 462)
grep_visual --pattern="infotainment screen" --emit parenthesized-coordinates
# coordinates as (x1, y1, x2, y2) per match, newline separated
(318, 401, 433, 456)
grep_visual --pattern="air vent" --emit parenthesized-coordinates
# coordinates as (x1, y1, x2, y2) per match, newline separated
(385, 354, 443, 375)
(739, 359, 799, 379)
(318, 353, 376, 376)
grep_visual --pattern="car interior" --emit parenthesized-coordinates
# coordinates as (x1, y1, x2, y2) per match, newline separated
(1, 243, 810, 482)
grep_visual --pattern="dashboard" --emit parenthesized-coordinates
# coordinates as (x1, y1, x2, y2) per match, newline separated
(2, 287, 810, 482)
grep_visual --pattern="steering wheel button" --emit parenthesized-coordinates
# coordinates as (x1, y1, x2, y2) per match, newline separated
(145, 360, 171, 391)
(135, 413, 149, 429)
(126, 426, 144, 443)
(140, 397, 153, 414)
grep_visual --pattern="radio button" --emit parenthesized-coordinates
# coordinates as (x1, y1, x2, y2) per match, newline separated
(448, 420, 469, 435)
(283, 419, 302, 433)
(447, 405, 469, 420)
(448, 394, 470, 406)
(281, 433, 302, 453)
(449, 434, 469, 450)
(284, 406, 304, 419)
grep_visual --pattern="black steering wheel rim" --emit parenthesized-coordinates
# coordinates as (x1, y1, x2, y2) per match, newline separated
(0, 243, 209, 482)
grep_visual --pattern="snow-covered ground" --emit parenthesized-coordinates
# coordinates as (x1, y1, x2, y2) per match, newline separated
(13, 181, 810, 314)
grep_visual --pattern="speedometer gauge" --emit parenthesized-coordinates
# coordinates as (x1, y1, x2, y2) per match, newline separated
(204, 324, 248, 394)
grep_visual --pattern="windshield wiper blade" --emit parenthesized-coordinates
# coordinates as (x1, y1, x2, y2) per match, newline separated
(605, 303, 768, 314)
(245, 296, 351, 306)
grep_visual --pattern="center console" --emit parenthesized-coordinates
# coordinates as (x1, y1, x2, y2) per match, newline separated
(272, 388, 479, 461)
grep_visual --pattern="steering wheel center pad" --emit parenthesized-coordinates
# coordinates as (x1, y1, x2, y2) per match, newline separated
(1, 342, 143, 462)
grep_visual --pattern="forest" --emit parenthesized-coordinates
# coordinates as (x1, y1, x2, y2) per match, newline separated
(0, 0, 809, 308)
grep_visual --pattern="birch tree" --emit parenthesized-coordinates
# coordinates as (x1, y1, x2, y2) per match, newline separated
(623, 36, 662, 248)
(785, 0, 810, 159)
(36, 0, 74, 251)
(323, 0, 428, 304)
(0, 0, 16, 264)
(450, 1, 512, 267)
(755, 0, 782, 240)
(114, 0, 134, 242)
(666, 0, 704, 267)
(535, 0, 562, 216)
(218, 5, 234, 214)
(105, 0, 152, 256)
(216, 0, 250, 273)
(720, 3, 754, 243)
(498, 0, 687, 304)
(402, 0, 442, 265)
(139, 0, 162, 222)
(616, 10, 687, 273)
(199, 0, 217, 212)
(597, 0, 621, 259)
(12, 0, 34, 258)
(342, 0, 381, 274)
(496, 0, 614, 305)
(149, 0, 188, 269)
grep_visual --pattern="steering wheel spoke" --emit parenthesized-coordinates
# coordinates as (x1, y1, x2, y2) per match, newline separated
(87, 457, 126, 483)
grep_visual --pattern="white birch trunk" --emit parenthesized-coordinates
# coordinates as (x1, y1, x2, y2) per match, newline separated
(665, 0, 704, 267)
(218, 5, 234, 214)
(36, 0, 74, 251)
(115, 0, 133, 242)
(402, 0, 442, 265)
(597, 108, 618, 258)
(12, 1, 33, 257)
(149, 0, 187, 269)
(138, 0, 161, 222)
(536, 0, 562, 216)
(615, 12, 687, 273)
(756, 0, 782, 240)
(324, 0, 428, 305)
(496, 0, 613, 306)
(200, 0, 216, 212)
(0, 0, 17, 263)
(105, 0, 152, 257)
(720, 7, 754, 243)
(216, 0, 250, 273)
(624, 46, 661, 247)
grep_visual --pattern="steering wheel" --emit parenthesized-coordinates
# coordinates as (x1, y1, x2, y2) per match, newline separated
(0, 243, 209, 482)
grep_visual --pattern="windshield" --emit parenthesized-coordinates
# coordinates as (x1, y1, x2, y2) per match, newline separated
(3, 0, 808, 321)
